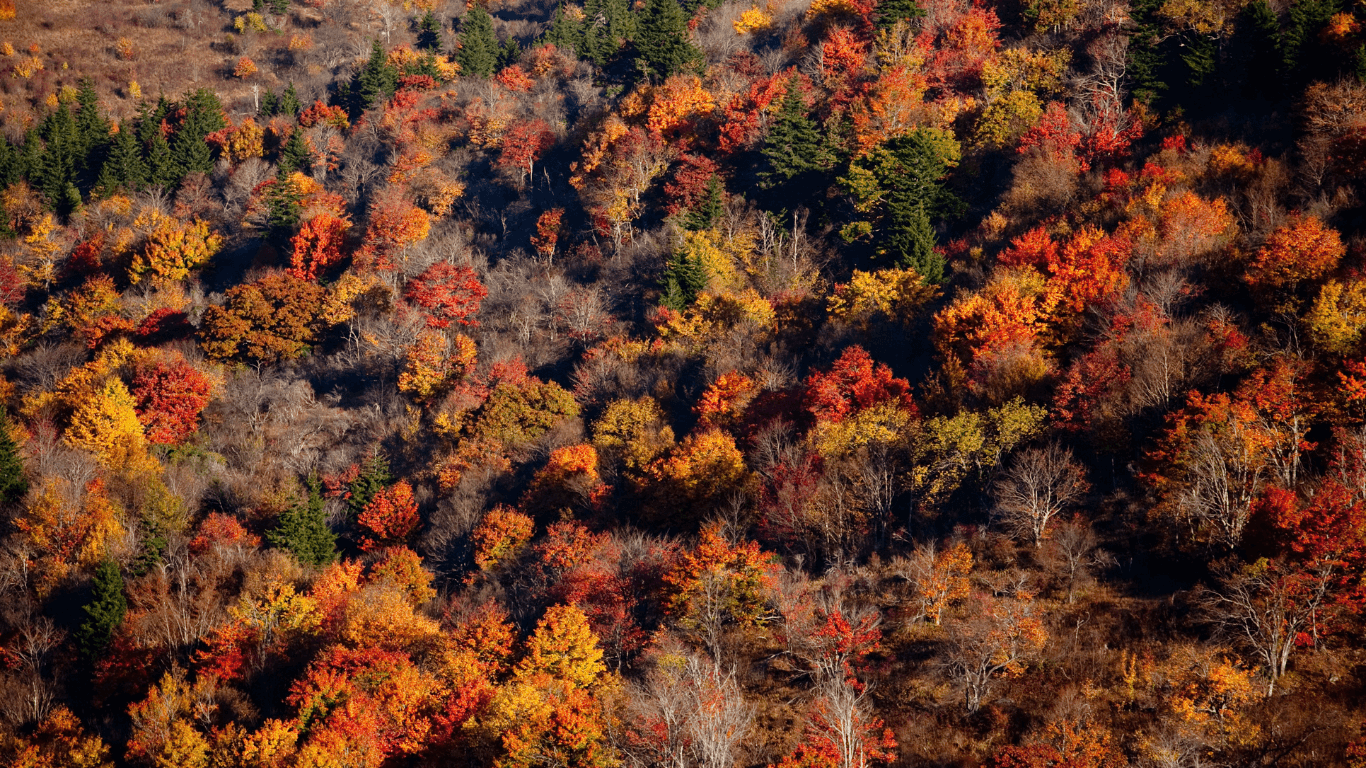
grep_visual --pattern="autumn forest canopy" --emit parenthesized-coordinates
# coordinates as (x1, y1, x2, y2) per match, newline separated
(0, 0, 1363, 764)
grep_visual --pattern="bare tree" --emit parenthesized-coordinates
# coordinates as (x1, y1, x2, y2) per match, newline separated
(993, 442, 1089, 547)
(623, 651, 754, 768)
(1200, 560, 1333, 696)
(1177, 424, 1266, 551)
(942, 594, 1048, 712)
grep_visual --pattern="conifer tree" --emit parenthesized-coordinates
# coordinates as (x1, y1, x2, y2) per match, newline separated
(761, 82, 830, 186)
(147, 130, 177, 189)
(98, 121, 149, 193)
(660, 249, 708, 309)
(544, 3, 583, 51)
(278, 128, 310, 175)
(260, 89, 280, 117)
(76, 560, 126, 661)
(684, 176, 723, 231)
(580, 0, 613, 65)
(418, 10, 444, 51)
(74, 79, 110, 176)
(36, 105, 82, 214)
(605, 0, 636, 45)
(356, 41, 399, 113)
(0, 139, 21, 197)
(268, 475, 338, 567)
(1241, 0, 1281, 99)
(457, 6, 499, 78)
(0, 409, 28, 507)
(874, 0, 924, 30)
(281, 83, 302, 116)
(347, 452, 394, 520)
(499, 37, 522, 69)
(886, 198, 941, 281)
(635, 0, 701, 80)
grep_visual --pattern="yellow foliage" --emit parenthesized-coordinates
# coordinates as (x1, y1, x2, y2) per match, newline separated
(128, 81, 142, 99)
(21, 213, 63, 289)
(128, 210, 223, 286)
(812, 401, 915, 458)
(234, 12, 269, 33)
(64, 377, 146, 467)
(514, 604, 606, 690)
(659, 290, 776, 350)
(1307, 278, 1366, 355)
(240, 720, 299, 768)
(734, 6, 773, 33)
(340, 583, 443, 652)
(319, 270, 389, 326)
(807, 0, 863, 19)
(828, 266, 938, 325)
(592, 397, 676, 475)
(226, 118, 265, 163)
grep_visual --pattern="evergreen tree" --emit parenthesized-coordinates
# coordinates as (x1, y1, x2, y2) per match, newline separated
(0, 138, 21, 194)
(418, 10, 444, 52)
(266, 171, 304, 235)
(1281, 0, 1342, 84)
(74, 79, 110, 176)
(1126, 0, 1170, 104)
(544, 3, 583, 52)
(36, 105, 82, 214)
(875, 0, 924, 30)
(147, 130, 177, 189)
(660, 249, 709, 309)
(170, 88, 226, 181)
(684, 176, 723, 231)
(281, 82, 302, 116)
(75, 560, 126, 661)
(260, 89, 280, 117)
(268, 475, 338, 567)
(347, 452, 393, 520)
(356, 41, 399, 113)
(457, 6, 499, 78)
(499, 37, 522, 69)
(1242, 1, 1281, 98)
(885, 197, 941, 281)
(278, 128, 310, 175)
(579, 0, 614, 65)
(96, 124, 147, 194)
(761, 82, 830, 186)
(605, 0, 636, 45)
(635, 0, 701, 80)
(0, 410, 28, 507)
(268, 0, 290, 14)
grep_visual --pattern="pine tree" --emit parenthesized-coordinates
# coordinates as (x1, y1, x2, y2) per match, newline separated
(605, 0, 636, 45)
(36, 105, 82, 214)
(347, 452, 393, 520)
(98, 121, 149, 193)
(684, 176, 723, 231)
(266, 171, 304, 234)
(660, 249, 709, 309)
(579, 0, 612, 65)
(544, 3, 583, 52)
(0, 138, 21, 195)
(268, 475, 338, 567)
(147, 130, 177, 189)
(269, 0, 289, 14)
(457, 6, 499, 78)
(356, 41, 399, 113)
(281, 82, 302, 116)
(74, 79, 111, 176)
(0, 410, 28, 507)
(418, 10, 444, 52)
(260, 89, 280, 117)
(635, 0, 701, 80)
(874, 0, 924, 30)
(278, 128, 310, 175)
(499, 37, 522, 69)
(761, 82, 829, 186)
(76, 560, 126, 661)
(885, 197, 942, 281)
(169, 89, 226, 181)
(1242, 1, 1281, 98)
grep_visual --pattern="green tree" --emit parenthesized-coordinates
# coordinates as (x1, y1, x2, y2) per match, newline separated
(761, 82, 831, 186)
(74, 79, 111, 176)
(0, 410, 28, 506)
(97, 120, 149, 193)
(347, 452, 394, 520)
(356, 41, 399, 113)
(147, 130, 177, 189)
(457, 6, 500, 78)
(268, 475, 338, 567)
(418, 10, 444, 52)
(875, 0, 924, 30)
(635, 0, 702, 80)
(660, 248, 709, 309)
(281, 82, 302, 116)
(1241, 1, 1281, 98)
(171, 89, 226, 180)
(35, 105, 83, 214)
(543, 3, 584, 51)
(278, 128, 310, 175)
(684, 176, 723, 231)
(76, 560, 126, 661)
(260, 89, 280, 117)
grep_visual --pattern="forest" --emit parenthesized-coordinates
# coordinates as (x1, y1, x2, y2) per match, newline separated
(0, 0, 1358, 764)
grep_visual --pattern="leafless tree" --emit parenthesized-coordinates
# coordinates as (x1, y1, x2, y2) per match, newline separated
(624, 651, 754, 768)
(1177, 423, 1267, 551)
(942, 595, 1047, 712)
(993, 442, 1089, 547)
(1200, 560, 1333, 695)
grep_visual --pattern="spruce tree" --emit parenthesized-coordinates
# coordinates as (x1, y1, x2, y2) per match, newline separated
(356, 42, 399, 113)
(76, 560, 126, 661)
(457, 6, 499, 78)
(260, 89, 280, 117)
(147, 130, 177, 189)
(544, 3, 583, 52)
(605, 0, 636, 43)
(74, 79, 111, 176)
(499, 37, 522, 69)
(580, 0, 613, 65)
(874, 0, 924, 30)
(418, 10, 444, 52)
(0, 410, 28, 507)
(684, 176, 723, 231)
(36, 105, 82, 214)
(0, 139, 21, 201)
(886, 197, 942, 281)
(1241, 1, 1281, 97)
(635, 0, 701, 80)
(98, 121, 149, 193)
(660, 249, 709, 310)
(269, 0, 290, 14)
(761, 83, 830, 186)
(268, 475, 338, 567)
(347, 452, 393, 520)
(278, 128, 310, 176)
(281, 83, 302, 116)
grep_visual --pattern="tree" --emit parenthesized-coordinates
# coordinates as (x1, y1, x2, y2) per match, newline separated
(944, 593, 1048, 712)
(457, 7, 500, 78)
(497, 120, 555, 187)
(875, 0, 924, 31)
(993, 443, 1089, 547)
(76, 560, 126, 661)
(288, 213, 350, 281)
(0, 408, 28, 506)
(471, 506, 535, 571)
(404, 262, 488, 328)
(97, 121, 148, 193)
(635, 0, 702, 80)
(344, 452, 395, 521)
(1243, 215, 1344, 294)
(761, 82, 831, 187)
(198, 271, 327, 364)
(356, 481, 421, 551)
(418, 10, 443, 52)
(515, 604, 607, 689)
(130, 356, 214, 446)
(775, 674, 897, 768)
(803, 346, 915, 426)
(277, 128, 310, 176)
(894, 541, 973, 625)
(268, 475, 338, 567)
(356, 41, 399, 113)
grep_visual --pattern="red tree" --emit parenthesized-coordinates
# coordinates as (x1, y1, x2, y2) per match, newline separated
(130, 357, 214, 445)
(405, 263, 488, 329)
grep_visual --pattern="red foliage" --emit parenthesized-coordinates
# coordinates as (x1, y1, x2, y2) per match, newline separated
(130, 357, 214, 445)
(299, 100, 351, 129)
(497, 120, 555, 185)
(1018, 102, 1084, 171)
(134, 308, 193, 346)
(663, 154, 719, 217)
(289, 213, 351, 281)
(405, 263, 488, 329)
(802, 346, 916, 425)
(357, 481, 421, 551)
(188, 513, 261, 555)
